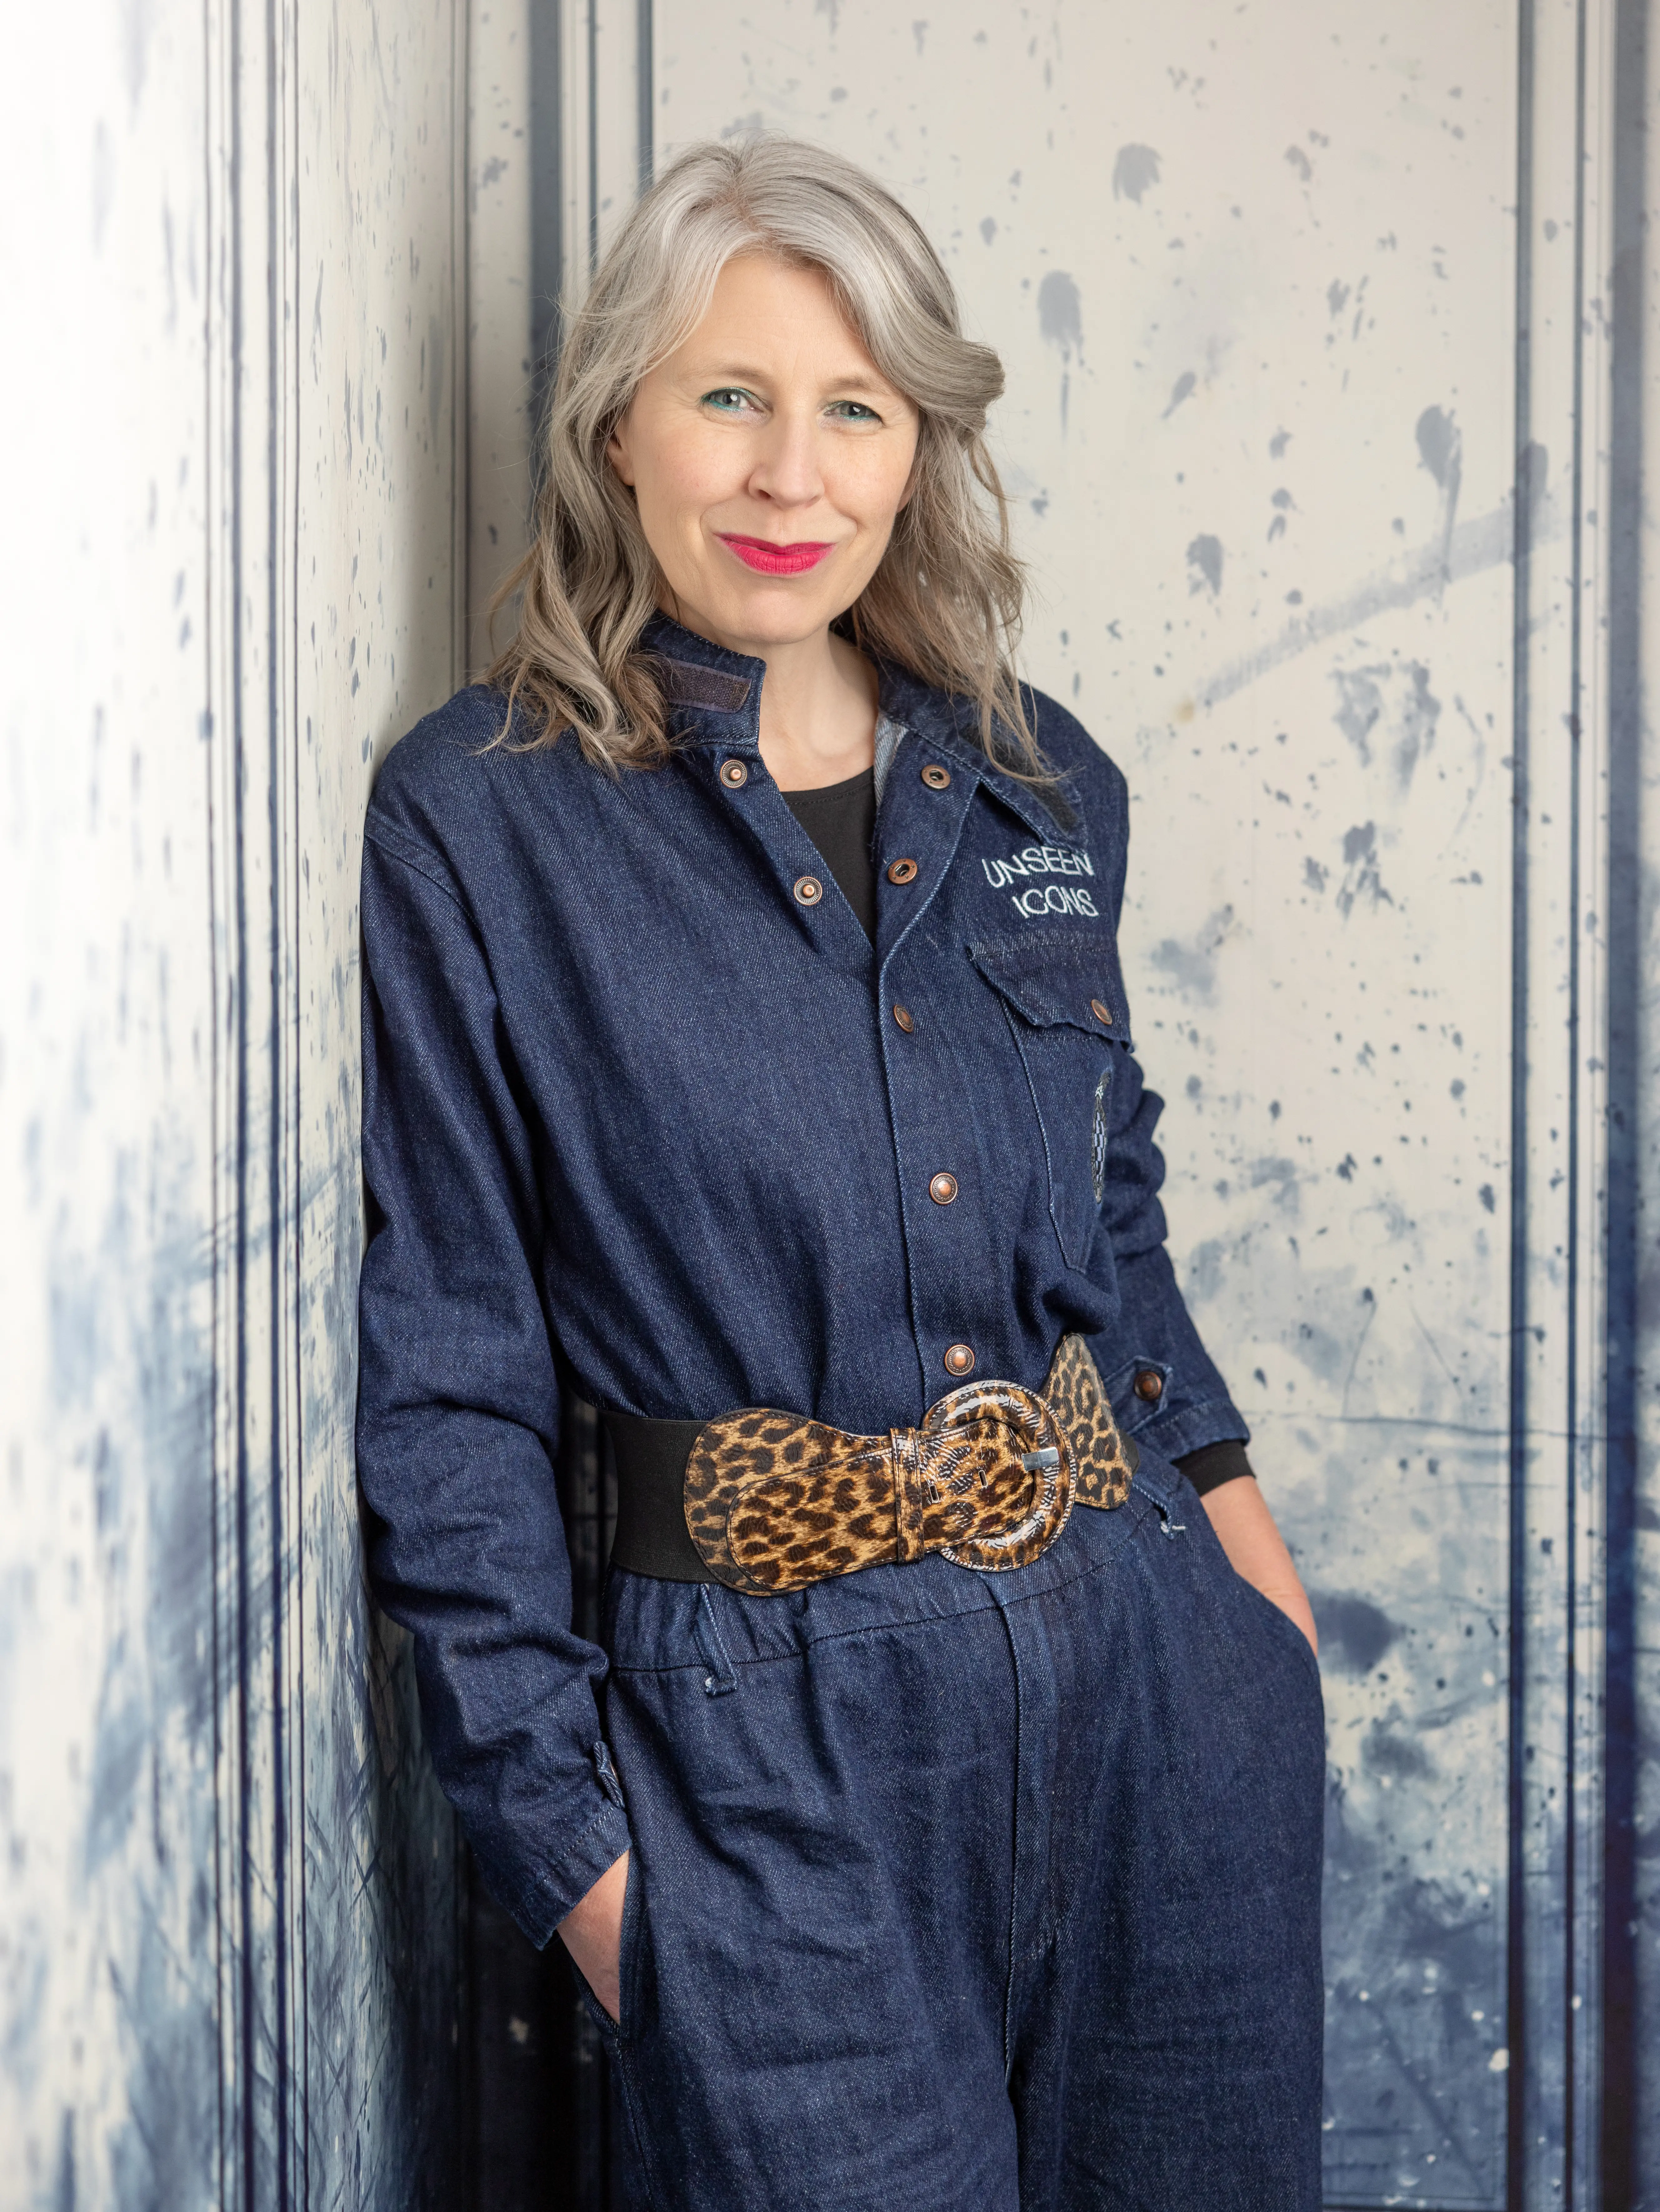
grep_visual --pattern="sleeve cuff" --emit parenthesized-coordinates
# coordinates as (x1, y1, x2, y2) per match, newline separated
(1133, 1395, 1250, 1464)
(1173, 1438, 1256, 1497)
(504, 1789, 635, 1950)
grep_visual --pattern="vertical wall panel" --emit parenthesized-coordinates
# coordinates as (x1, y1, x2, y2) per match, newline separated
(292, 3, 469, 2201)
(468, 0, 536, 666)
(1615, 0, 1660, 2199)
(1, 2, 470, 2205)
(0, 8, 219, 2205)
(1510, 4, 1620, 2203)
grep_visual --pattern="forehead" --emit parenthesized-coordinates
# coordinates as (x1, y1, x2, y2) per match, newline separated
(672, 255, 890, 382)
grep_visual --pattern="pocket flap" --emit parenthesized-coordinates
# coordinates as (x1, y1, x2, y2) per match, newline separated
(969, 930, 1133, 1045)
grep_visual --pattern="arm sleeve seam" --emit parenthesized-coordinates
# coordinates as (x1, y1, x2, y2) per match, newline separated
(364, 817, 474, 921)
(539, 1794, 630, 1884)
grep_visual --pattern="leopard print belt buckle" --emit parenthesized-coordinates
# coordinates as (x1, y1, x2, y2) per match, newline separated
(682, 1334, 1136, 1596)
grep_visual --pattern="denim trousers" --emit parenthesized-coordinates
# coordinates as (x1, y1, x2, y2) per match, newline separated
(585, 1452, 1326, 2211)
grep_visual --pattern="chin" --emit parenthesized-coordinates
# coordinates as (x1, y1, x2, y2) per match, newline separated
(703, 584, 842, 651)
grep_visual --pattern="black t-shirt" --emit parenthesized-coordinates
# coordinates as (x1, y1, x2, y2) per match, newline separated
(780, 763, 1251, 1494)
(780, 767, 878, 943)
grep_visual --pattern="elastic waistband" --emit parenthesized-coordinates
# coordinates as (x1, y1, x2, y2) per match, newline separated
(603, 1411, 714, 1582)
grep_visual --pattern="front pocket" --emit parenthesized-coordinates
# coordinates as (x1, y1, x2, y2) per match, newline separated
(614, 1845, 646, 2035)
(1232, 1567, 1324, 1695)
(572, 1848, 645, 2044)
(970, 930, 1131, 1269)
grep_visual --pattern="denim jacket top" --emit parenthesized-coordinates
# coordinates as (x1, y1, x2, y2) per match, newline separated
(356, 615, 1248, 1944)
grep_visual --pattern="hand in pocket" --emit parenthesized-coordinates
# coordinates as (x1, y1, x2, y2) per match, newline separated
(558, 1848, 630, 2022)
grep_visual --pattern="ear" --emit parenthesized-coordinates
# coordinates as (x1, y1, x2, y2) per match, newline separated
(606, 416, 636, 488)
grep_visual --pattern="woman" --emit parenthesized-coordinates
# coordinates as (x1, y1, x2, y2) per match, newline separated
(358, 137, 1324, 2209)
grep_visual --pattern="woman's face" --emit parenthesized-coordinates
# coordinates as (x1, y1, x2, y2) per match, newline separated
(607, 254, 920, 654)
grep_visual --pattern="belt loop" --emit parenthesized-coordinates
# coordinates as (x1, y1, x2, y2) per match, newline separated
(1131, 1457, 1186, 1538)
(694, 1584, 739, 1696)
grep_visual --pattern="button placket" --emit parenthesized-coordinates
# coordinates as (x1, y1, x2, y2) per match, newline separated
(872, 731, 989, 1391)
(870, 730, 973, 968)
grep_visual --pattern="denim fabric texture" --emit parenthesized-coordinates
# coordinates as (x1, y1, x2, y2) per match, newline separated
(355, 615, 1254, 1947)
(592, 1448, 1324, 2211)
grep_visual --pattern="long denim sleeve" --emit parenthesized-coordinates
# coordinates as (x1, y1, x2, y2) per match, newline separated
(1083, 1046, 1251, 1463)
(1034, 743, 1249, 1462)
(358, 828, 630, 1943)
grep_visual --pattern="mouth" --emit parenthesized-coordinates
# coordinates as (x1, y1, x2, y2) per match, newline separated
(715, 534, 837, 576)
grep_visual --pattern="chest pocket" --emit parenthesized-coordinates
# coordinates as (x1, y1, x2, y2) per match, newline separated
(969, 930, 1132, 1271)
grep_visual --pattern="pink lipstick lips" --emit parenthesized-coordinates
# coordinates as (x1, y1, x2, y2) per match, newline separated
(717, 534, 836, 576)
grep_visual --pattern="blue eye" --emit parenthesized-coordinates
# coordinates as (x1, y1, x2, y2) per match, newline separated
(702, 388, 758, 413)
(828, 401, 880, 422)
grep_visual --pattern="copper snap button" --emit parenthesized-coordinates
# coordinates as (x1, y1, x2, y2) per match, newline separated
(928, 1172, 959, 1205)
(1133, 1368, 1164, 1402)
(920, 763, 951, 790)
(1090, 997, 1113, 1025)
(892, 1004, 915, 1033)
(887, 857, 919, 885)
(718, 758, 749, 788)
(793, 875, 824, 906)
(943, 1342, 976, 1377)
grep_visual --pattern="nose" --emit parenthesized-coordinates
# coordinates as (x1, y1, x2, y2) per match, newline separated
(746, 408, 825, 512)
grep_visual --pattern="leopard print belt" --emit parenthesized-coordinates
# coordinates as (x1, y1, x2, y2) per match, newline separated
(605, 1334, 1138, 1595)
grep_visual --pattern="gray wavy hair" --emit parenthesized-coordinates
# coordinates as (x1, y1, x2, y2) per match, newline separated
(486, 135, 1034, 771)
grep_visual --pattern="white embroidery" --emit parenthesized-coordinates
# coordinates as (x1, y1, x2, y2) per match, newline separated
(981, 842, 1094, 888)
(1010, 883, 1099, 919)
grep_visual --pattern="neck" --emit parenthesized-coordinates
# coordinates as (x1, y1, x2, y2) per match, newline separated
(665, 605, 878, 791)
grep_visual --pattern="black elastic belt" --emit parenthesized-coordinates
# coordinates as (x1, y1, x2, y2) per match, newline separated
(603, 1412, 718, 1581)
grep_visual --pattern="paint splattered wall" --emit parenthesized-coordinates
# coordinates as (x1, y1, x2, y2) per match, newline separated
(0, 2, 467, 2204)
(643, 1, 1650, 2203)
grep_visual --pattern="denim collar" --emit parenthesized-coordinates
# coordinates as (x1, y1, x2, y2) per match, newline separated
(639, 611, 1072, 838)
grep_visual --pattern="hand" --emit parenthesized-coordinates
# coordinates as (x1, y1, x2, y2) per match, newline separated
(557, 1849, 630, 2022)
(1199, 1480, 1318, 1656)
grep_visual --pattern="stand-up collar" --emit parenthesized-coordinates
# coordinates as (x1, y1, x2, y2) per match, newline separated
(639, 610, 1073, 838)
(640, 613, 766, 749)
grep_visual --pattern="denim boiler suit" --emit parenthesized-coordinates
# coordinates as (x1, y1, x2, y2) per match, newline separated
(356, 614, 1326, 2210)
